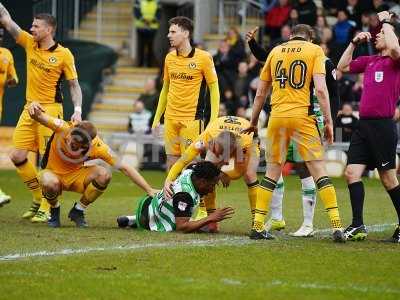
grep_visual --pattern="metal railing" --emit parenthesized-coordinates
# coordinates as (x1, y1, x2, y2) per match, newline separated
(33, 0, 98, 41)
(216, 0, 263, 35)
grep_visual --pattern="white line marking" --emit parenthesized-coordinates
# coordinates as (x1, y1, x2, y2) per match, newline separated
(0, 223, 396, 262)
(0, 270, 399, 295)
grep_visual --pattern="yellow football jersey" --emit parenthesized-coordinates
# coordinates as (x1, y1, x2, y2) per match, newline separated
(16, 30, 77, 104)
(260, 38, 326, 117)
(163, 48, 218, 121)
(166, 116, 254, 181)
(0, 47, 18, 101)
(41, 117, 117, 175)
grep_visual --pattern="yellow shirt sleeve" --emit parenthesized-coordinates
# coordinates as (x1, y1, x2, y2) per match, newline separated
(6, 50, 18, 83)
(15, 30, 34, 49)
(202, 53, 218, 85)
(44, 116, 71, 133)
(312, 46, 326, 75)
(259, 50, 273, 82)
(63, 49, 78, 80)
(163, 56, 169, 82)
(166, 133, 209, 181)
(92, 138, 117, 166)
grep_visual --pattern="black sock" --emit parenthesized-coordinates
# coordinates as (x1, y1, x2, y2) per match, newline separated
(387, 185, 400, 225)
(348, 181, 365, 227)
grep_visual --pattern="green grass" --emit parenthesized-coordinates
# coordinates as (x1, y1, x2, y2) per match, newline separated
(0, 170, 399, 300)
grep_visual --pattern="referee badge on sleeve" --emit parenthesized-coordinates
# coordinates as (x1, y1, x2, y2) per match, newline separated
(375, 71, 383, 82)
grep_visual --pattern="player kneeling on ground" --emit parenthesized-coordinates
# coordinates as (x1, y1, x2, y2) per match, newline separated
(28, 102, 156, 228)
(117, 161, 234, 233)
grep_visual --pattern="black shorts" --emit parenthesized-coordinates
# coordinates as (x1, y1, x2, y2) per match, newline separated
(347, 118, 398, 170)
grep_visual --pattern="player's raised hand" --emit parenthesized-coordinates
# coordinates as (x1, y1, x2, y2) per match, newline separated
(377, 11, 392, 22)
(246, 26, 259, 42)
(352, 31, 372, 44)
(208, 207, 235, 222)
(241, 125, 258, 135)
(163, 180, 173, 199)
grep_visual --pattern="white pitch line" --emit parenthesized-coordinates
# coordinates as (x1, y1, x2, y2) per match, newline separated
(0, 223, 396, 262)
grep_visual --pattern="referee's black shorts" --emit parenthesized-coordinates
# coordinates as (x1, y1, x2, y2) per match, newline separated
(347, 118, 398, 170)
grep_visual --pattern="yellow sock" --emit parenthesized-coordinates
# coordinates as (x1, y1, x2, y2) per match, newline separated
(247, 180, 259, 220)
(316, 176, 343, 229)
(39, 197, 51, 212)
(204, 191, 216, 215)
(253, 177, 276, 232)
(15, 158, 41, 205)
(80, 180, 107, 206)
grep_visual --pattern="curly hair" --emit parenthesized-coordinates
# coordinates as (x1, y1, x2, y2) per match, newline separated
(191, 161, 220, 180)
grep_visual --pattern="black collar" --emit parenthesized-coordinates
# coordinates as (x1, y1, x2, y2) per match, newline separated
(290, 37, 307, 42)
(36, 42, 59, 52)
(176, 47, 195, 58)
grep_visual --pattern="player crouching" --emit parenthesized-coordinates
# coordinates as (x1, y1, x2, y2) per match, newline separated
(117, 161, 234, 233)
(28, 102, 156, 228)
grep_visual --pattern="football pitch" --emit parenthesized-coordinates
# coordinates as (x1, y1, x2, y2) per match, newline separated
(0, 170, 399, 300)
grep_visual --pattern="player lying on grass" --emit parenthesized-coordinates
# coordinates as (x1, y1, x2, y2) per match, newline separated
(162, 116, 260, 233)
(117, 161, 234, 233)
(28, 102, 156, 228)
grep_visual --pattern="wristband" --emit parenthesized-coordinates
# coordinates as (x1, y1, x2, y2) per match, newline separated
(382, 20, 394, 26)
(350, 39, 358, 45)
(74, 106, 82, 113)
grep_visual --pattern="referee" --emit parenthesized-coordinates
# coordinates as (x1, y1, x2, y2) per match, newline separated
(338, 11, 400, 243)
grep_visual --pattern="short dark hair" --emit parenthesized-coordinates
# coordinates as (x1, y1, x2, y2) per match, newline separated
(191, 161, 221, 181)
(291, 24, 314, 40)
(71, 121, 97, 145)
(34, 13, 57, 30)
(168, 16, 193, 38)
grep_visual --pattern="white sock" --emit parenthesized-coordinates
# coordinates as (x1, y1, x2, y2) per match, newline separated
(75, 202, 87, 211)
(127, 215, 135, 226)
(270, 175, 284, 220)
(301, 176, 316, 227)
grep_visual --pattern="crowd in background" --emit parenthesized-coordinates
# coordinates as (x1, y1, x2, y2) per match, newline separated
(128, 0, 400, 143)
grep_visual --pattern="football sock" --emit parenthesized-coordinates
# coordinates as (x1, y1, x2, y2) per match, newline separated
(387, 185, 400, 225)
(38, 197, 50, 212)
(270, 175, 284, 220)
(14, 158, 42, 205)
(204, 190, 216, 215)
(43, 190, 59, 208)
(247, 180, 259, 220)
(348, 181, 365, 227)
(80, 180, 107, 207)
(253, 176, 276, 232)
(301, 176, 316, 227)
(316, 176, 342, 230)
(75, 202, 86, 211)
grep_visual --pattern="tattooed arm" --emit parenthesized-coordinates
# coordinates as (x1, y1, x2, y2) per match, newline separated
(68, 79, 83, 123)
(0, 2, 21, 40)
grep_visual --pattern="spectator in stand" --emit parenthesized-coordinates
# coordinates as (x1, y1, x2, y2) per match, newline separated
(271, 24, 291, 47)
(314, 15, 330, 40)
(218, 103, 228, 117)
(234, 61, 252, 106)
(287, 8, 300, 28)
(340, 0, 363, 25)
(335, 103, 359, 142)
(128, 100, 152, 134)
(331, 9, 356, 62)
(264, 0, 292, 40)
(213, 39, 236, 92)
(336, 69, 356, 103)
(226, 27, 246, 66)
(260, 0, 279, 14)
(333, 10, 356, 45)
(236, 106, 247, 118)
(138, 78, 159, 125)
(294, 0, 317, 26)
(221, 89, 239, 116)
(248, 54, 263, 79)
(134, 0, 161, 67)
